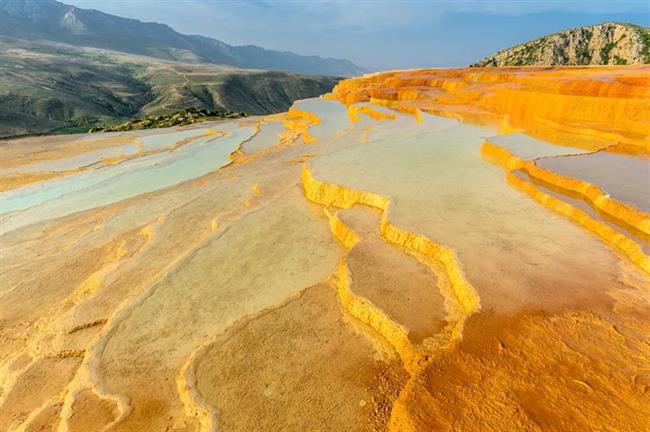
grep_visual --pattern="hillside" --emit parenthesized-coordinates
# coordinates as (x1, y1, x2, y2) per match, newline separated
(474, 22, 650, 66)
(0, 38, 339, 138)
(0, 0, 364, 76)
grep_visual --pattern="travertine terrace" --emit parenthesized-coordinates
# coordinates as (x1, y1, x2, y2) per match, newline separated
(1, 66, 649, 431)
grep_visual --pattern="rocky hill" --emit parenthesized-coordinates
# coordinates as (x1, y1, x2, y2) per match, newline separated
(474, 22, 650, 66)
(0, 0, 364, 76)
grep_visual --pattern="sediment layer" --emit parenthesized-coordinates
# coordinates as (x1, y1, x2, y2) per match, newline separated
(282, 108, 322, 144)
(347, 105, 397, 123)
(328, 66, 650, 153)
(481, 139, 650, 273)
(301, 162, 482, 431)
(301, 164, 480, 321)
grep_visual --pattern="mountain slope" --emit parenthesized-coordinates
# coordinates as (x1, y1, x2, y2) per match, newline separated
(474, 22, 650, 66)
(0, 0, 364, 76)
(0, 38, 339, 138)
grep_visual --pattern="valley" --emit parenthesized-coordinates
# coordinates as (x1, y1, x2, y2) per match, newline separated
(0, 37, 339, 138)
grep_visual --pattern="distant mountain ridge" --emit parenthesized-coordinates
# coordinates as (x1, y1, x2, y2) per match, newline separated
(474, 22, 650, 66)
(0, 0, 364, 76)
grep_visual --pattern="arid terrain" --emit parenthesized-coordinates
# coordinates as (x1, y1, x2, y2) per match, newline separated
(0, 37, 340, 138)
(1, 65, 649, 431)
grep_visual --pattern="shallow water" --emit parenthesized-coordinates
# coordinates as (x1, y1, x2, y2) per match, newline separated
(488, 133, 592, 160)
(537, 151, 650, 213)
(241, 121, 284, 154)
(511, 169, 650, 254)
(4, 143, 141, 174)
(0, 126, 254, 233)
(136, 128, 215, 151)
(310, 113, 626, 313)
(292, 98, 351, 143)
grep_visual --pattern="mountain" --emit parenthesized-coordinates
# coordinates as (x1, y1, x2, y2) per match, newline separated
(473, 22, 650, 67)
(0, 0, 364, 76)
(0, 38, 339, 138)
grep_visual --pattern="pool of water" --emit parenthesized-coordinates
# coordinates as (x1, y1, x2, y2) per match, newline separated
(137, 128, 216, 151)
(512, 169, 649, 254)
(537, 151, 650, 213)
(488, 133, 593, 160)
(309, 115, 627, 314)
(0, 126, 255, 234)
(241, 121, 285, 154)
(4, 142, 141, 174)
(292, 98, 351, 143)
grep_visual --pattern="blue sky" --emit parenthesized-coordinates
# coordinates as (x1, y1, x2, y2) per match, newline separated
(66, 0, 649, 70)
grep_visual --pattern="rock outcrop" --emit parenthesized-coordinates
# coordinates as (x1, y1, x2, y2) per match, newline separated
(474, 22, 650, 66)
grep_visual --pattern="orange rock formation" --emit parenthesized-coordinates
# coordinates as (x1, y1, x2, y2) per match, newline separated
(330, 66, 650, 153)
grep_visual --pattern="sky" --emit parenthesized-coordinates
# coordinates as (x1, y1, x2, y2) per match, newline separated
(65, 0, 650, 70)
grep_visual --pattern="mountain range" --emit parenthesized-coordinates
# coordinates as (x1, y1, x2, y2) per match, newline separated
(0, 0, 364, 76)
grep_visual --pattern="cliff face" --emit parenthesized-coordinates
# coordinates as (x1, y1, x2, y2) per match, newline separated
(474, 23, 650, 66)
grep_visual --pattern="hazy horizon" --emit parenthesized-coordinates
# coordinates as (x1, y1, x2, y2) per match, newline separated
(62, 0, 650, 70)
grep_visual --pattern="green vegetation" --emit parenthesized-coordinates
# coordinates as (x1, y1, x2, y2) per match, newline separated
(575, 30, 593, 65)
(600, 42, 616, 64)
(600, 34, 630, 64)
(556, 47, 570, 65)
(510, 39, 546, 66)
(90, 108, 247, 132)
(54, 125, 95, 134)
(638, 27, 650, 63)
